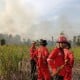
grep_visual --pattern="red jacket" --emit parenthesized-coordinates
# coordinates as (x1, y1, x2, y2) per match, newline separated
(64, 48, 74, 70)
(64, 49, 74, 80)
(30, 46, 36, 60)
(36, 46, 49, 69)
(47, 48, 65, 76)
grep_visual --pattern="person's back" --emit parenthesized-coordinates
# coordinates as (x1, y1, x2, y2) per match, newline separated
(37, 39, 51, 80)
(37, 46, 49, 68)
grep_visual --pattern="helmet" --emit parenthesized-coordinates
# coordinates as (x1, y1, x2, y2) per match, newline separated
(57, 35, 68, 43)
(40, 39, 47, 46)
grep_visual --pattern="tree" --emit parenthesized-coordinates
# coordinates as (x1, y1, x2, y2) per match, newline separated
(76, 35, 80, 46)
(1, 39, 6, 45)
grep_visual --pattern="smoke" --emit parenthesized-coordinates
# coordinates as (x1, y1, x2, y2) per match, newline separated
(0, 0, 38, 37)
(58, 15, 75, 40)
(0, 0, 78, 40)
(0, 0, 57, 40)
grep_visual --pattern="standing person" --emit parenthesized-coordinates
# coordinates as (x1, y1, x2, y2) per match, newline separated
(36, 39, 51, 80)
(47, 35, 68, 80)
(30, 41, 37, 79)
(64, 42, 74, 80)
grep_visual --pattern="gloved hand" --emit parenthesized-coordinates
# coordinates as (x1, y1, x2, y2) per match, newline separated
(65, 59, 68, 65)
(51, 65, 65, 76)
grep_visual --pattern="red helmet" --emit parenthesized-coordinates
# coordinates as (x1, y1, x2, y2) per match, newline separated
(57, 36, 68, 43)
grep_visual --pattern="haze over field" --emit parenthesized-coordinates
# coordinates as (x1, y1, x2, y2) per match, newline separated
(0, 0, 80, 40)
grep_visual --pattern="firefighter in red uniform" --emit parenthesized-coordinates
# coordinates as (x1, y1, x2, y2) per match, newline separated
(64, 42, 74, 80)
(36, 39, 51, 80)
(30, 41, 37, 79)
(47, 35, 68, 80)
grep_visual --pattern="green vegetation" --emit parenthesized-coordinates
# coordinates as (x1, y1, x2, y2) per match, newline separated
(0, 45, 30, 79)
(0, 45, 79, 79)
(72, 47, 80, 61)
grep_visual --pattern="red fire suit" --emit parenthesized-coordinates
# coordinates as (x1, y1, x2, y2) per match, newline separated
(64, 49, 74, 80)
(30, 45, 37, 75)
(36, 46, 51, 80)
(47, 48, 65, 77)
(30, 46, 36, 60)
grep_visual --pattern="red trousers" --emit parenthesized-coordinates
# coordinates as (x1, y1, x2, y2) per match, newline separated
(38, 67, 51, 80)
(64, 67, 72, 80)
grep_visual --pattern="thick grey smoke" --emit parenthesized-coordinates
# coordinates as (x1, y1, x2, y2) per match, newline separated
(0, 0, 57, 40)
(0, 0, 78, 40)
(0, 0, 38, 38)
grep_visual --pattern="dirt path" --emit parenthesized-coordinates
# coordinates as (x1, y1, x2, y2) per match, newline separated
(0, 59, 80, 80)
(73, 61, 80, 80)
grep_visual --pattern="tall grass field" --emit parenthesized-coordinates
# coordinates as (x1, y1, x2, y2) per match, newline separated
(0, 45, 80, 80)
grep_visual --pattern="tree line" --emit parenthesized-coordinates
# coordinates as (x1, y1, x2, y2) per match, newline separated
(0, 33, 80, 46)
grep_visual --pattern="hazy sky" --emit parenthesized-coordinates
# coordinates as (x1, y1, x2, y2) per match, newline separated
(0, 0, 80, 40)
